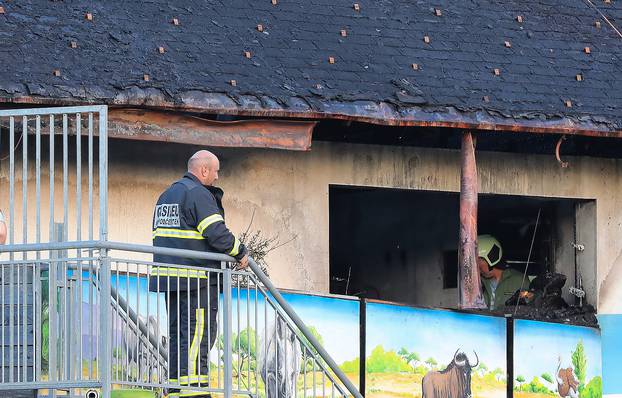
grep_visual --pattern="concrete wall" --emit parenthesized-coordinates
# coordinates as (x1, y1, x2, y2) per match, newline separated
(2, 137, 622, 312)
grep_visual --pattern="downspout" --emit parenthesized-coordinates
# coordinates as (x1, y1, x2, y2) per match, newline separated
(459, 131, 487, 309)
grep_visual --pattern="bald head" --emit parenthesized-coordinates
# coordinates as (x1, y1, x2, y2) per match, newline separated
(188, 150, 220, 186)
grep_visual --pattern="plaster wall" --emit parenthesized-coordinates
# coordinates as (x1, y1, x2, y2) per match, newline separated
(214, 141, 620, 313)
(2, 138, 622, 312)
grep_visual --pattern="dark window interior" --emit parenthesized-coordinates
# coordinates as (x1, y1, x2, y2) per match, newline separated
(442, 250, 458, 289)
(329, 185, 587, 308)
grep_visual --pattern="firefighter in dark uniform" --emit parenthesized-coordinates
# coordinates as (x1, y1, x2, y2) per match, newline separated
(151, 150, 248, 397)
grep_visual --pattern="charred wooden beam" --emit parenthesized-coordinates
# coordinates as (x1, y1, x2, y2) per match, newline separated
(107, 109, 315, 151)
(459, 131, 486, 309)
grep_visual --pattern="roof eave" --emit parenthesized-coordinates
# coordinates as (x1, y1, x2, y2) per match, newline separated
(1, 94, 621, 139)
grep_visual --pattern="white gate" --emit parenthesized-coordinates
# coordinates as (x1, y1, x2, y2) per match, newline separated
(0, 105, 108, 396)
(0, 105, 108, 246)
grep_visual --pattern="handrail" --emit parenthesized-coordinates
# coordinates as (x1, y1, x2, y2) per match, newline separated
(0, 253, 169, 363)
(0, 240, 364, 398)
(247, 258, 363, 398)
(0, 240, 232, 262)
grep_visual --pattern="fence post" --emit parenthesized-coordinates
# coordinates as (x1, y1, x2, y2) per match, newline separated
(99, 250, 112, 397)
(99, 106, 108, 242)
(223, 263, 233, 398)
(48, 225, 64, 391)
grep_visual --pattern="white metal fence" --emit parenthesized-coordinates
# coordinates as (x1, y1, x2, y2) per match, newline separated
(0, 105, 108, 245)
(0, 105, 108, 397)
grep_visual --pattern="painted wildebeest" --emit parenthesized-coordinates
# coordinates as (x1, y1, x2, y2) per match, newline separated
(422, 349, 479, 398)
(259, 316, 302, 398)
(556, 359, 579, 398)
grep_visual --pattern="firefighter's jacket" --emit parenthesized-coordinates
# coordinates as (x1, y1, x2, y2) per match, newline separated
(150, 172, 247, 290)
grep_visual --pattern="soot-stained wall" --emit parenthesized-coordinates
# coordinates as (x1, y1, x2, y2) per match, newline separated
(2, 137, 621, 312)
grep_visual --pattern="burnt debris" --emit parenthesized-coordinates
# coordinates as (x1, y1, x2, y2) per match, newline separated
(503, 272, 598, 327)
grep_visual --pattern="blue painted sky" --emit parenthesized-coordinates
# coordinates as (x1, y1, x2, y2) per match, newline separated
(110, 274, 166, 318)
(514, 319, 601, 386)
(281, 292, 360, 364)
(599, 314, 622, 394)
(366, 303, 507, 372)
(228, 290, 360, 364)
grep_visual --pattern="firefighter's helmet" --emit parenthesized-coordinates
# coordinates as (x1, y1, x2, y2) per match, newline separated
(478, 234, 503, 269)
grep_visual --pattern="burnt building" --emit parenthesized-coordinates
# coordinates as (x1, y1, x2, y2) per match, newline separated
(1, 0, 622, 313)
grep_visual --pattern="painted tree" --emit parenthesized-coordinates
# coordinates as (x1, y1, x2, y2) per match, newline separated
(304, 326, 325, 352)
(340, 357, 360, 373)
(425, 357, 438, 370)
(476, 362, 488, 376)
(516, 375, 526, 389)
(366, 345, 411, 373)
(301, 325, 325, 371)
(41, 303, 49, 371)
(571, 339, 587, 387)
(582, 376, 602, 398)
(527, 376, 551, 394)
(235, 328, 257, 371)
(407, 352, 421, 368)
(218, 327, 259, 379)
(398, 347, 420, 370)
(541, 372, 555, 392)
(492, 367, 505, 382)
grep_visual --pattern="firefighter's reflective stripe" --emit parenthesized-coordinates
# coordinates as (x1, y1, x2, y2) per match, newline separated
(169, 375, 210, 384)
(153, 228, 205, 240)
(153, 267, 208, 279)
(168, 389, 210, 397)
(229, 237, 240, 257)
(188, 308, 205, 378)
(197, 213, 224, 234)
(168, 392, 209, 397)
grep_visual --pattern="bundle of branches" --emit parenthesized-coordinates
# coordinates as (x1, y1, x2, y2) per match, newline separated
(238, 229, 277, 278)
(233, 210, 296, 287)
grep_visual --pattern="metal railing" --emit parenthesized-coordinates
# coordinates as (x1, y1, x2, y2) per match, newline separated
(0, 241, 362, 398)
(0, 105, 108, 244)
(0, 105, 108, 397)
(0, 105, 361, 398)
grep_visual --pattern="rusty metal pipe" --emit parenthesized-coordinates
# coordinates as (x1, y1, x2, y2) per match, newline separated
(555, 135, 569, 168)
(458, 132, 486, 309)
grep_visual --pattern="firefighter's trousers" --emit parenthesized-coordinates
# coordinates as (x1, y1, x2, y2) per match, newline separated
(166, 283, 218, 396)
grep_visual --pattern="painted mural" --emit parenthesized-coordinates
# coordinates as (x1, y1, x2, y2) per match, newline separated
(42, 274, 361, 397)
(226, 289, 361, 397)
(102, 278, 361, 397)
(44, 272, 612, 398)
(598, 314, 622, 398)
(278, 291, 361, 384)
(514, 319, 602, 398)
(211, 288, 362, 397)
(365, 302, 507, 398)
